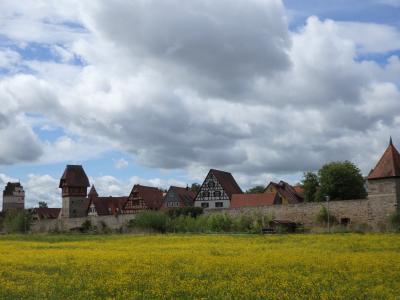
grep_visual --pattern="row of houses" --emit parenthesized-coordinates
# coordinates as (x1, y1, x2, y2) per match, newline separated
(5, 138, 400, 220)
(28, 166, 304, 220)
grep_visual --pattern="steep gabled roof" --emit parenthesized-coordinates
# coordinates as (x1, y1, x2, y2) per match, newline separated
(88, 185, 99, 197)
(209, 169, 243, 198)
(231, 192, 277, 208)
(87, 185, 128, 215)
(167, 186, 196, 206)
(59, 165, 90, 188)
(130, 184, 164, 209)
(89, 196, 129, 215)
(368, 138, 400, 180)
(265, 181, 304, 204)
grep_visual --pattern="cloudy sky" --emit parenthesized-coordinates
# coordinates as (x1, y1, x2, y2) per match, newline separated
(0, 0, 399, 208)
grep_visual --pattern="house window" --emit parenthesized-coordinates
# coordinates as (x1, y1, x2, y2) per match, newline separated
(202, 191, 210, 197)
(201, 202, 209, 208)
(215, 202, 223, 208)
(214, 191, 221, 197)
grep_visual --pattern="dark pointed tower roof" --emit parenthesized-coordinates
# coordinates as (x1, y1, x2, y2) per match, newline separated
(59, 165, 90, 188)
(368, 138, 400, 180)
(88, 185, 98, 197)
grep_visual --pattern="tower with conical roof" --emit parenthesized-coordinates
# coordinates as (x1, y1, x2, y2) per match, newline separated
(59, 165, 90, 218)
(368, 138, 400, 209)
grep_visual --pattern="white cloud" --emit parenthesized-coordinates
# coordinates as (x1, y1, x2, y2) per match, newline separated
(335, 21, 400, 53)
(25, 174, 59, 208)
(0, 48, 20, 70)
(0, 1, 399, 188)
(114, 158, 128, 170)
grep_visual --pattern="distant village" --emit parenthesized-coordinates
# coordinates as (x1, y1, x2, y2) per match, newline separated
(2, 165, 304, 221)
(1, 139, 400, 230)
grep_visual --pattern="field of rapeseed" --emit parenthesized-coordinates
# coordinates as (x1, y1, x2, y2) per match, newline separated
(0, 234, 399, 299)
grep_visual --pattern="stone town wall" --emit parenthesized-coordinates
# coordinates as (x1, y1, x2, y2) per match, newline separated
(31, 179, 399, 232)
(208, 194, 398, 231)
(31, 214, 136, 233)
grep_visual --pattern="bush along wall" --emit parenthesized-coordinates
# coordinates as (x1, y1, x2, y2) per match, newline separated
(128, 210, 274, 234)
(2, 210, 32, 233)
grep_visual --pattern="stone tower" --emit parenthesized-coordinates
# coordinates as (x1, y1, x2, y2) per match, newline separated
(2, 182, 25, 212)
(59, 165, 90, 218)
(367, 137, 400, 212)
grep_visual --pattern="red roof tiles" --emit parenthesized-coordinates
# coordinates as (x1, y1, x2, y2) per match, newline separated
(59, 165, 90, 188)
(368, 138, 400, 180)
(33, 208, 61, 219)
(231, 192, 278, 208)
(209, 169, 243, 198)
(165, 186, 196, 207)
(130, 184, 164, 210)
(88, 185, 128, 215)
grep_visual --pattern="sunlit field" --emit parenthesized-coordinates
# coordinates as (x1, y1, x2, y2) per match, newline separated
(0, 234, 399, 299)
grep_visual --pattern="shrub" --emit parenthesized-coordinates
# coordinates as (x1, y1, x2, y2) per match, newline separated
(389, 211, 400, 232)
(134, 211, 168, 233)
(2, 210, 32, 233)
(207, 213, 233, 232)
(81, 219, 96, 233)
(99, 221, 112, 234)
(167, 207, 203, 219)
(316, 206, 337, 226)
(166, 215, 199, 233)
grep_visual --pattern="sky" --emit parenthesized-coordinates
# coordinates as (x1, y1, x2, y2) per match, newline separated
(0, 0, 399, 208)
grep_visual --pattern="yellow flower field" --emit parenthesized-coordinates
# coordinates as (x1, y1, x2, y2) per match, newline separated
(0, 234, 399, 299)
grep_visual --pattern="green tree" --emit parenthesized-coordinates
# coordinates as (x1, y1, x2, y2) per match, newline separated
(38, 201, 48, 208)
(245, 185, 265, 194)
(301, 172, 319, 202)
(3, 210, 32, 233)
(190, 183, 201, 194)
(317, 161, 367, 201)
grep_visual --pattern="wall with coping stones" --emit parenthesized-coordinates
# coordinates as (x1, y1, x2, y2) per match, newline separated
(207, 179, 399, 231)
(210, 195, 396, 230)
(31, 214, 136, 233)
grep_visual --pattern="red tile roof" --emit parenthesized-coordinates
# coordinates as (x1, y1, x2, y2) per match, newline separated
(231, 192, 278, 208)
(368, 138, 400, 180)
(90, 197, 128, 215)
(209, 169, 243, 198)
(166, 186, 196, 207)
(59, 165, 90, 188)
(130, 184, 164, 209)
(87, 185, 129, 215)
(33, 208, 61, 219)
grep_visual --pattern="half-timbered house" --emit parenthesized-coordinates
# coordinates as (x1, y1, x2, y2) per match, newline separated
(194, 169, 243, 209)
(123, 184, 164, 213)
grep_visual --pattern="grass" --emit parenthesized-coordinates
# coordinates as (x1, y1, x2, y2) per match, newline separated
(0, 233, 399, 299)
